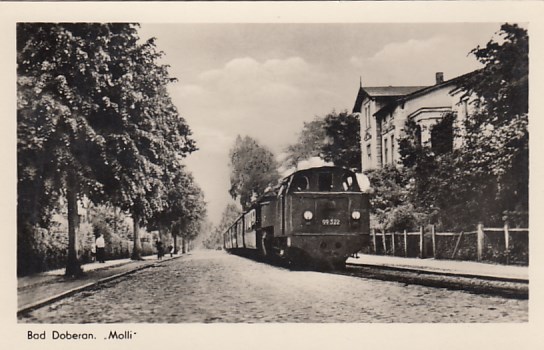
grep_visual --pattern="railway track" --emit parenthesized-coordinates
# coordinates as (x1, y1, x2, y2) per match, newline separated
(334, 263, 529, 299)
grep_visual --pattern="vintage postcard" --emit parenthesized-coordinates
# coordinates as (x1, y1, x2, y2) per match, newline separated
(2, 1, 543, 349)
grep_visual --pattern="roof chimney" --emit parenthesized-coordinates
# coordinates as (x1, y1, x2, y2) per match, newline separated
(435, 72, 444, 85)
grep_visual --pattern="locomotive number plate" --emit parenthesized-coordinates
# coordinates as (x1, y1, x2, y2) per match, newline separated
(321, 218, 341, 226)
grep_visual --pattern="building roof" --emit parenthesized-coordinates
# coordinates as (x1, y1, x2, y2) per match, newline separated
(365, 86, 428, 97)
(372, 71, 475, 117)
(352, 86, 428, 113)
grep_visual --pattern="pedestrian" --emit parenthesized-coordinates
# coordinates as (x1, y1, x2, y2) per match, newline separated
(95, 233, 106, 263)
(156, 240, 164, 260)
(168, 244, 174, 257)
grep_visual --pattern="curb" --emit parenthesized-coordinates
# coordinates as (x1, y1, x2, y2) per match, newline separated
(17, 255, 183, 316)
(345, 262, 529, 284)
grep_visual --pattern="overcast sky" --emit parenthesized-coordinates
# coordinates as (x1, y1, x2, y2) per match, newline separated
(137, 23, 501, 225)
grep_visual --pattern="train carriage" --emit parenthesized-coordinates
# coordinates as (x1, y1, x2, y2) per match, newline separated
(243, 209, 258, 249)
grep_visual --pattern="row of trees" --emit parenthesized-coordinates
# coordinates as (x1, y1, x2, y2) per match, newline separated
(17, 23, 206, 276)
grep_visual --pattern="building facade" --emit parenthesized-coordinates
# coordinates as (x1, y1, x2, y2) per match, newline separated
(353, 72, 472, 172)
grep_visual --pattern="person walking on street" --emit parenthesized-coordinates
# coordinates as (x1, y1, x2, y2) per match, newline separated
(95, 233, 106, 263)
(156, 240, 164, 260)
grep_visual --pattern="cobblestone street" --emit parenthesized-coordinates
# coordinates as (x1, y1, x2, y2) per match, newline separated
(20, 250, 528, 323)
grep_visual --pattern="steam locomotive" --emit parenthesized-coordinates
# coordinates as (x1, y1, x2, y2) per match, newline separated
(223, 166, 370, 269)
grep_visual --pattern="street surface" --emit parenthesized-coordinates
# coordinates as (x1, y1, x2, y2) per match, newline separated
(20, 250, 528, 323)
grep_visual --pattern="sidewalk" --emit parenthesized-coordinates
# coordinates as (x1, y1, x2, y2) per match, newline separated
(346, 254, 528, 282)
(18, 254, 181, 315)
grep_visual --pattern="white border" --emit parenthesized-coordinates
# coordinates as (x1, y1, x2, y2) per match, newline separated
(1, 2, 543, 349)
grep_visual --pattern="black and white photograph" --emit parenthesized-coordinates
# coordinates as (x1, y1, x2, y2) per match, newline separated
(2, 1, 544, 349)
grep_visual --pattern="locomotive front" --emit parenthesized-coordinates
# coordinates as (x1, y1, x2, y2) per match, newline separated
(279, 167, 370, 269)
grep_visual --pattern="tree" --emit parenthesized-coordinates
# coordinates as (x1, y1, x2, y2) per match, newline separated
(366, 166, 424, 231)
(229, 136, 280, 210)
(322, 111, 362, 171)
(398, 112, 496, 230)
(17, 23, 133, 275)
(283, 110, 362, 172)
(148, 167, 200, 246)
(457, 23, 528, 226)
(284, 117, 327, 169)
(164, 170, 207, 254)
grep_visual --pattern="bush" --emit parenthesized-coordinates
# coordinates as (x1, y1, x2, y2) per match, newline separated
(387, 205, 425, 232)
(17, 224, 68, 276)
(508, 232, 528, 265)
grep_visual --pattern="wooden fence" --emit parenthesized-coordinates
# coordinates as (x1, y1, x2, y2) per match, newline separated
(368, 223, 528, 265)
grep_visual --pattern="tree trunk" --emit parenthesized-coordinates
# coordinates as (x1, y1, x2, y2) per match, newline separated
(182, 238, 186, 254)
(131, 212, 143, 260)
(113, 206, 119, 236)
(173, 234, 178, 254)
(158, 222, 164, 243)
(65, 172, 83, 277)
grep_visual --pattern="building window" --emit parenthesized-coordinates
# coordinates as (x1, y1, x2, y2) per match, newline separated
(365, 105, 371, 130)
(415, 124, 422, 146)
(390, 135, 395, 164)
(384, 138, 389, 164)
(431, 114, 454, 155)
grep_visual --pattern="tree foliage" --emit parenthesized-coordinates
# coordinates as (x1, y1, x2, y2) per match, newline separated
(457, 23, 528, 225)
(169, 171, 207, 245)
(229, 136, 280, 210)
(149, 167, 206, 245)
(366, 166, 424, 231)
(322, 111, 362, 171)
(17, 23, 198, 274)
(284, 117, 326, 169)
(284, 110, 361, 171)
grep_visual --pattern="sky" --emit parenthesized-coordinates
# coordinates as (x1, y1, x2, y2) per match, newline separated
(137, 23, 501, 225)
